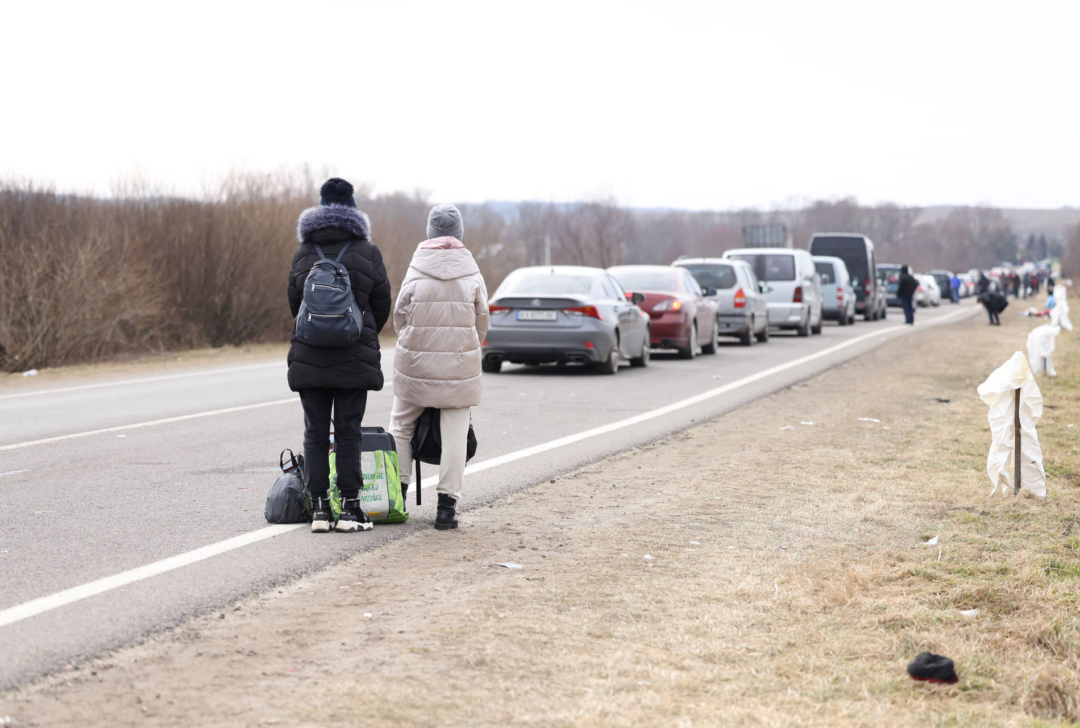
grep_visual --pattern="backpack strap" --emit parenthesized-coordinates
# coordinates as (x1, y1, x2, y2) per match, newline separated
(312, 241, 352, 263)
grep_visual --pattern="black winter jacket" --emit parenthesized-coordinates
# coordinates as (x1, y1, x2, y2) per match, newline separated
(897, 271, 918, 299)
(287, 205, 392, 392)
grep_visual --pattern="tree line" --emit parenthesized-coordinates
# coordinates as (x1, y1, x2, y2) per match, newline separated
(0, 173, 1056, 372)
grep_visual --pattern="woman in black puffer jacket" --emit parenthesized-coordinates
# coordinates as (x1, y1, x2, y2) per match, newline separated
(286, 178, 391, 534)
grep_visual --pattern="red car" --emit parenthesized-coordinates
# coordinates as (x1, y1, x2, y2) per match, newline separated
(608, 265, 719, 359)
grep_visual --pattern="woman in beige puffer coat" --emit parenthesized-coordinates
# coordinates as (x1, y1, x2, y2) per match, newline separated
(390, 205, 489, 530)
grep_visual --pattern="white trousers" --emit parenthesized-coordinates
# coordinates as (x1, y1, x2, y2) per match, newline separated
(389, 398, 470, 501)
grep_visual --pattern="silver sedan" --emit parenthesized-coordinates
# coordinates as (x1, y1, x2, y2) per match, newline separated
(481, 266, 651, 375)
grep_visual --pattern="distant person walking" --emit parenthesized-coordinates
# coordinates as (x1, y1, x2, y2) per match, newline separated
(287, 178, 392, 533)
(976, 272, 990, 296)
(390, 205, 489, 531)
(1047, 275, 1055, 296)
(949, 273, 961, 304)
(979, 291, 1008, 325)
(1011, 273, 1021, 298)
(897, 265, 918, 325)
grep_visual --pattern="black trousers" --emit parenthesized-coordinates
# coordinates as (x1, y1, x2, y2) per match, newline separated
(298, 388, 367, 500)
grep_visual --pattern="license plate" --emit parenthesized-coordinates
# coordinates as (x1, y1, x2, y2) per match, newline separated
(517, 310, 558, 321)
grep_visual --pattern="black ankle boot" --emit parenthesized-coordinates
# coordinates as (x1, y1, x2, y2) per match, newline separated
(434, 494, 458, 530)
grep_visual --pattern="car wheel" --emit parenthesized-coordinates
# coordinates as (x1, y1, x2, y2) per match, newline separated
(797, 318, 810, 337)
(678, 324, 697, 359)
(838, 310, 848, 326)
(811, 320, 822, 335)
(597, 338, 620, 375)
(755, 323, 769, 343)
(481, 358, 502, 374)
(703, 318, 720, 354)
(630, 330, 650, 368)
(739, 317, 754, 346)
(880, 305, 887, 319)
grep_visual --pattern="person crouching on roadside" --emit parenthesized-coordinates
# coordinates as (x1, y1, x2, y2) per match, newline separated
(287, 178, 392, 533)
(390, 205, 489, 530)
(897, 265, 918, 325)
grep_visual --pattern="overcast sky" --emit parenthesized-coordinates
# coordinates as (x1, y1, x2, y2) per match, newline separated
(2, 0, 1077, 210)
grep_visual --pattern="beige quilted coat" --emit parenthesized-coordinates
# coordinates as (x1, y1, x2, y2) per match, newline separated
(392, 239, 489, 408)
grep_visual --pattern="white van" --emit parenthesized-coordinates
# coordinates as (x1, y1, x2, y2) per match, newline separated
(721, 248, 823, 336)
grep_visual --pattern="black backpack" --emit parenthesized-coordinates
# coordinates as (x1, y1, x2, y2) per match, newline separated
(409, 408, 478, 506)
(294, 242, 365, 346)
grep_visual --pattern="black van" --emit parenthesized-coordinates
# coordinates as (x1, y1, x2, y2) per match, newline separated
(808, 233, 887, 321)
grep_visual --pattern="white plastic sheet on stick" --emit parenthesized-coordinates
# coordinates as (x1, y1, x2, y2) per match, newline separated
(977, 351, 1047, 497)
(1052, 287, 1072, 331)
(1027, 324, 1061, 376)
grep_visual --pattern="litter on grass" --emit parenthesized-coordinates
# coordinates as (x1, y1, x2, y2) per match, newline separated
(959, 609, 979, 618)
(492, 562, 523, 570)
(22, 369, 38, 377)
(858, 417, 881, 423)
(922, 536, 939, 547)
(643, 555, 655, 561)
(800, 421, 814, 426)
(779, 425, 794, 431)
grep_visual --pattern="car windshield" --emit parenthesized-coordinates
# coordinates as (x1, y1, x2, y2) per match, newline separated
(610, 268, 677, 291)
(815, 262, 836, 284)
(681, 264, 737, 290)
(501, 273, 594, 296)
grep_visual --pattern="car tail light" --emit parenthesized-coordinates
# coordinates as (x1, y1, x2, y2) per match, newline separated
(837, 288, 844, 302)
(489, 305, 510, 313)
(889, 275, 898, 283)
(584, 341, 595, 349)
(793, 286, 803, 304)
(652, 299, 683, 313)
(865, 280, 872, 294)
(563, 305, 603, 320)
(734, 288, 746, 308)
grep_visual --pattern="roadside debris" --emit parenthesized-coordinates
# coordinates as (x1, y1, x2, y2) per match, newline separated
(22, 369, 38, 377)
(922, 536, 939, 546)
(958, 609, 979, 618)
(800, 421, 814, 426)
(923, 397, 951, 403)
(643, 555, 654, 561)
(492, 562, 523, 570)
(779, 425, 794, 431)
(907, 652, 958, 684)
(858, 417, 881, 423)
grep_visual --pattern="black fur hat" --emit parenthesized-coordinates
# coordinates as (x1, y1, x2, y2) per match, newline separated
(907, 652, 958, 684)
(320, 178, 356, 208)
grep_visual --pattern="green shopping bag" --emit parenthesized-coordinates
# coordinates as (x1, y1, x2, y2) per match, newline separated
(328, 427, 408, 524)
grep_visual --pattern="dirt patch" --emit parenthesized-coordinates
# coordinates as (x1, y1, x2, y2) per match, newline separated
(5, 302, 1080, 727)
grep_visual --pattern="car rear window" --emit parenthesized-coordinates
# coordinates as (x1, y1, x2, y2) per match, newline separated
(501, 274, 594, 296)
(815, 262, 836, 284)
(728, 254, 796, 282)
(810, 236, 869, 282)
(609, 269, 677, 291)
(681, 264, 737, 290)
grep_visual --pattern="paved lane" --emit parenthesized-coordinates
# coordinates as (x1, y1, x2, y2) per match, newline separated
(0, 302, 978, 687)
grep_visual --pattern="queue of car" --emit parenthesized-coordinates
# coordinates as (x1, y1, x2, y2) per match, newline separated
(480, 232, 945, 375)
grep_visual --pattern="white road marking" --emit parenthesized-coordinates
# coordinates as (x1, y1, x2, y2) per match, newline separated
(0, 361, 285, 401)
(0, 305, 976, 628)
(0, 469, 29, 478)
(0, 525, 303, 629)
(0, 398, 298, 451)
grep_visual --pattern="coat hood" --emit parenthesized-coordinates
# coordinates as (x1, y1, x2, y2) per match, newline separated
(296, 204, 371, 243)
(409, 246, 480, 281)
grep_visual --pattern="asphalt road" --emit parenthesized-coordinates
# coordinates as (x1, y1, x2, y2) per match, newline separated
(0, 302, 979, 688)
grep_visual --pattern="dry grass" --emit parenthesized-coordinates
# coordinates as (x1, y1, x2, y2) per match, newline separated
(5, 299, 1080, 727)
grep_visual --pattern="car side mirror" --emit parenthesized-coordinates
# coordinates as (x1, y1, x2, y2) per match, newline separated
(703, 287, 717, 297)
(627, 292, 645, 305)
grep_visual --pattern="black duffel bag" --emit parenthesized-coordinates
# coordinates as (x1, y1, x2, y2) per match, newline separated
(409, 408, 478, 506)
